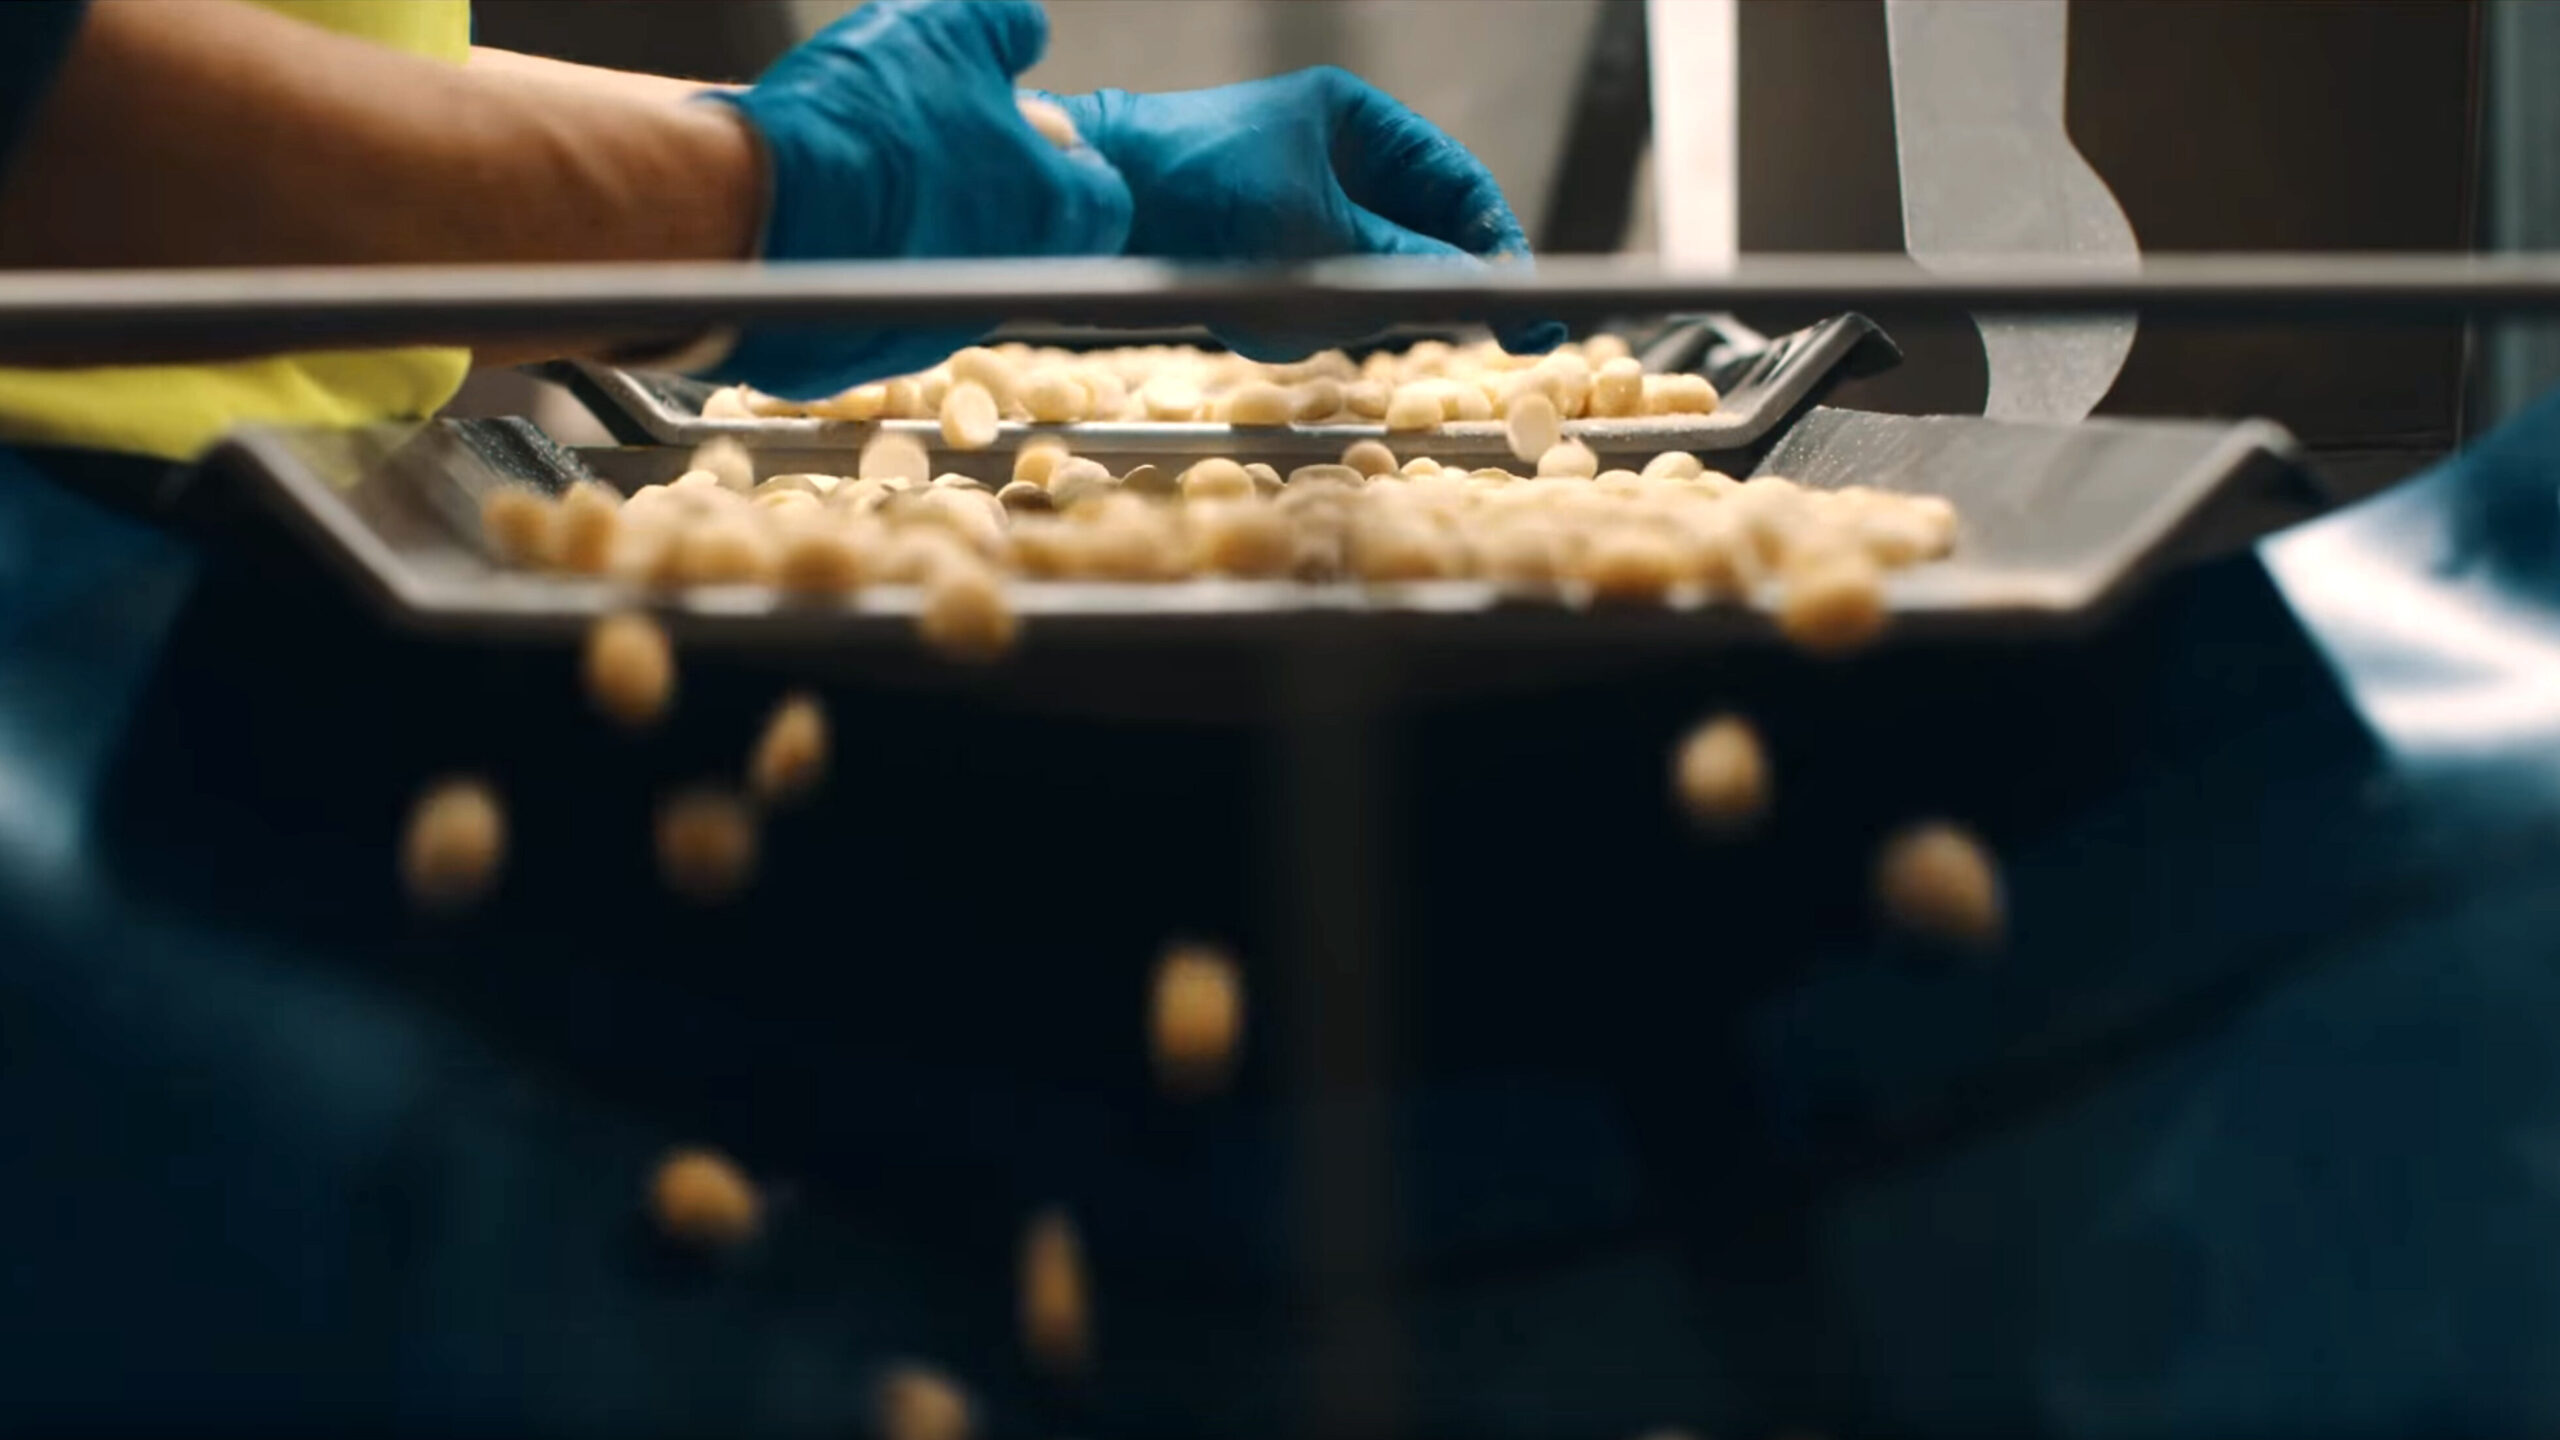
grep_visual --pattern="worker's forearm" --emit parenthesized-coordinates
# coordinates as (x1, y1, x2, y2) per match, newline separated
(0, 0, 762, 277)
(457, 39, 753, 347)
(466, 47, 744, 108)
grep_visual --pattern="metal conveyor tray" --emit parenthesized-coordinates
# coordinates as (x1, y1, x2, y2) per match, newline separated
(540, 313, 1894, 461)
(203, 399, 2306, 671)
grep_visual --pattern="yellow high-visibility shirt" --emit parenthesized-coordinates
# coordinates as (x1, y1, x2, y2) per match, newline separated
(0, 0, 475, 461)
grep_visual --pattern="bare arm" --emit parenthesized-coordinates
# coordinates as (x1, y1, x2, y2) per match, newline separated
(465, 47, 743, 109)
(0, 0, 763, 363)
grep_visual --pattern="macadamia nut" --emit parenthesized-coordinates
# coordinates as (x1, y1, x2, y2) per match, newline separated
(1152, 942, 1244, 1097)
(1875, 821, 2005, 949)
(655, 786, 759, 904)
(939, 379, 1001, 450)
(400, 776, 506, 911)
(650, 1145, 761, 1248)
(1019, 1207, 1092, 1376)
(877, 1365, 973, 1440)
(749, 692, 830, 805)
(1505, 390, 1562, 463)
(1017, 95, 1081, 148)
(1672, 714, 1770, 832)
(583, 611, 676, 728)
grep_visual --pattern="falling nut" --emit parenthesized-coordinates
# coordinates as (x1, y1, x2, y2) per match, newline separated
(876, 1364, 973, 1440)
(1505, 390, 1562, 464)
(1152, 942, 1244, 1097)
(939, 379, 1001, 450)
(583, 611, 675, 728)
(1019, 1206, 1092, 1376)
(1671, 714, 1769, 833)
(649, 1145, 762, 1248)
(748, 692, 829, 805)
(948, 346, 1021, 411)
(400, 775, 506, 911)
(654, 786, 760, 904)
(1874, 820, 2005, 950)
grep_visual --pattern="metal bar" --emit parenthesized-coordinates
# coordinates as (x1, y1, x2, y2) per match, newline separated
(27, 253, 2560, 362)
(1537, 0, 1653, 253)
(1272, 638, 1404, 1440)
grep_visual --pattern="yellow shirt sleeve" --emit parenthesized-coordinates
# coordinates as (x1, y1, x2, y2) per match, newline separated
(0, 0, 476, 462)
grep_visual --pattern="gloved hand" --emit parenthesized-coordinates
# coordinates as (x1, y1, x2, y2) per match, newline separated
(703, 0, 1134, 398)
(1041, 67, 1566, 360)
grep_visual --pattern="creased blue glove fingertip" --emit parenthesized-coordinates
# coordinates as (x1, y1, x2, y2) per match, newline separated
(1498, 320, 1570, 356)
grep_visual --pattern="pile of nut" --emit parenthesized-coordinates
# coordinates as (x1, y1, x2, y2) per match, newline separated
(481, 437, 1956, 667)
(698, 334, 1720, 432)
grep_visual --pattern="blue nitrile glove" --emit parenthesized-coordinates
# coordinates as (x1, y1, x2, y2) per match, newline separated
(1040, 67, 1567, 360)
(703, 0, 1133, 399)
